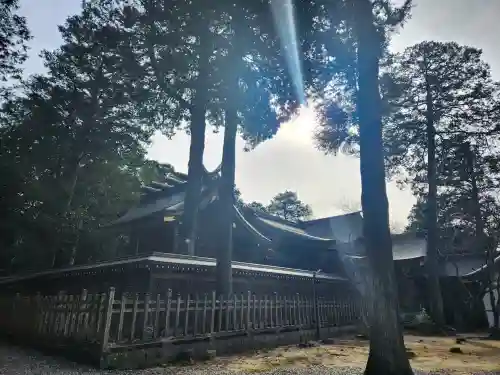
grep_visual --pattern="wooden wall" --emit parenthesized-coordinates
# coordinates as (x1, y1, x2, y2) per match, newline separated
(150, 271, 354, 301)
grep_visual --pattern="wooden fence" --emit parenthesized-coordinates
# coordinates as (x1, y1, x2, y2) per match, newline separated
(0, 288, 363, 354)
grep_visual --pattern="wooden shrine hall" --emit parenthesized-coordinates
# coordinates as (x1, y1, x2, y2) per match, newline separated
(0, 167, 430, 316)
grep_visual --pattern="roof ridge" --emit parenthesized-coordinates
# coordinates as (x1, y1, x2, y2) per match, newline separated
(301, 211, 362, 226)
(245, 207, 303, 227)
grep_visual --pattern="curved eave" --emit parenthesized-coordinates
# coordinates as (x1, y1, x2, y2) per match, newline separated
(462, 254, 500, 281)
(233, 205, 272, 245)
(103, 184, 218, 228)
(256, 216, 334, 243)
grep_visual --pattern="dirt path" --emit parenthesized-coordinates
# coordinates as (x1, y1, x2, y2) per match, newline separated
(0, 335, 498, 375)
(222, 335, 500, 375)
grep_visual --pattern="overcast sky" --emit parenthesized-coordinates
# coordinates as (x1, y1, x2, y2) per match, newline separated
(18, 0, 500, 229)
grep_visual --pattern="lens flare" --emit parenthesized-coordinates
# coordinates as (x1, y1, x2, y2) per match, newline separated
(270, 0, 306, 105)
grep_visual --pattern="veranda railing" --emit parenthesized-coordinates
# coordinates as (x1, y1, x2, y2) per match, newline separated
(0, 288, 364, 353)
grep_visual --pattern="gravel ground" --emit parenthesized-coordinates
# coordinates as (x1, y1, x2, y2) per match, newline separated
(0, 344, 496, 375)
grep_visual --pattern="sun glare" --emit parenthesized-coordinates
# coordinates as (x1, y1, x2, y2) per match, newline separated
(277, 104, 317, 146)
(270, 0, 305, 104)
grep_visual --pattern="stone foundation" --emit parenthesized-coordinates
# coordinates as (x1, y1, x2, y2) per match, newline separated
(102, 325, 358, 370)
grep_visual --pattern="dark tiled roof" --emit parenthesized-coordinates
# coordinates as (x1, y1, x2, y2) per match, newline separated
(111, 191, 185, 225)
(108, 178, 333, 243)
(301, 212, 426, 260)
(460, 253, 500, 280)
(233, 205, 272, 245)
(108, 183, 218, 226)
(302, 212, 364, 243)
(107, 175, 424, 261)
(245, 209, 334, 244)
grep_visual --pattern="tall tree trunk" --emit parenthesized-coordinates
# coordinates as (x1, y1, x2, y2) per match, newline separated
(424, 69, 446, 327)
(180, 33, 209, 256)
(353, 1, 413, 375)
(494, 277, 500, 330)
(216, 108, 237, 297)
(68, 219, 83, 266)
(465, 143, 499, 329)
(52, 160, 80, 268)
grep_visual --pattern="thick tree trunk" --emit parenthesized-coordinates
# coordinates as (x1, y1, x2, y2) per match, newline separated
(215, 107, 237, 297)
(494, 280, 500, 329)
(180, 34, 209, 256)
(353, 1, 413, 375)
(424, 75, 446, 327)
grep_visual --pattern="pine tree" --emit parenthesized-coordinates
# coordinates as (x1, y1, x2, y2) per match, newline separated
(211, 2, 297, 296)
(350, 2, 414, 373)
(0, 4, 153, 269)
(384, 41, 500, 326)
(266, 191, 312, 222)
(294, 0, 414, 372)
(0, 0, 31, 96)
(79, 0, 298, 295)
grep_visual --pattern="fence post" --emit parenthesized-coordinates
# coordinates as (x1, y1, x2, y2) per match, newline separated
(130, 293, 139, 341)
(164, 289, 172, 338)
(202, 294, 208, 335)
(101, 287, 115, 353)
(194, 294, 199, 336)
(274, 293, 279, 328)
(232, 294, 238, 331)
(174, 293, 181, 336)
(246, 291, 251, 332)
(34, 292, 42, 334)
(154, 293, 161, 338)
(117, 292, 126, 342)
(252, 294, 257, 330)
(240, 293, 244, 330)
(313, 272, 320, 340)
(264, 295, 268, 327)
(76, 289, 87, 337)
(184, 294, 191, 336)
(142, 293, 151, 339)
(210, 291, 216, 336)
(218, 295, 223, 332)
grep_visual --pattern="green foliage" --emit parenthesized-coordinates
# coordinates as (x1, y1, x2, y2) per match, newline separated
(0, 0, 302, 272)
(233, 187, 245, 209)
(79, 0, 297, 145)
(246, 201, 268, 214)
(313, 39, 500, 257)
(139, 161, 177, 186)
(236, 190, 310, 221)
(266, 190, 312, 222)
(384, 42, 500, 179)
(384, 42, 500, 254)
(0, 3, 155, 272)
(0, 0, 31, 94)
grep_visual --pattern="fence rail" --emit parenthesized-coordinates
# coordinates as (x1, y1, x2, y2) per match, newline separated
(0, 288, 363, 354)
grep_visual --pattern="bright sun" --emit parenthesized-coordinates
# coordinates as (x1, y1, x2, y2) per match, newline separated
(277, 105, 318, 146)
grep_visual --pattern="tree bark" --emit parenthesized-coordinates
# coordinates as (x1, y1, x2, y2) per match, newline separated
(424, 67, 446, 327)
(179, 32, 209, 256)
(353, 1, 413, 375)
(68, 219, 83, 266)
(494, 277, 500, 329)
(216, 107, 237, 297)
(53, 160, 81, 268)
